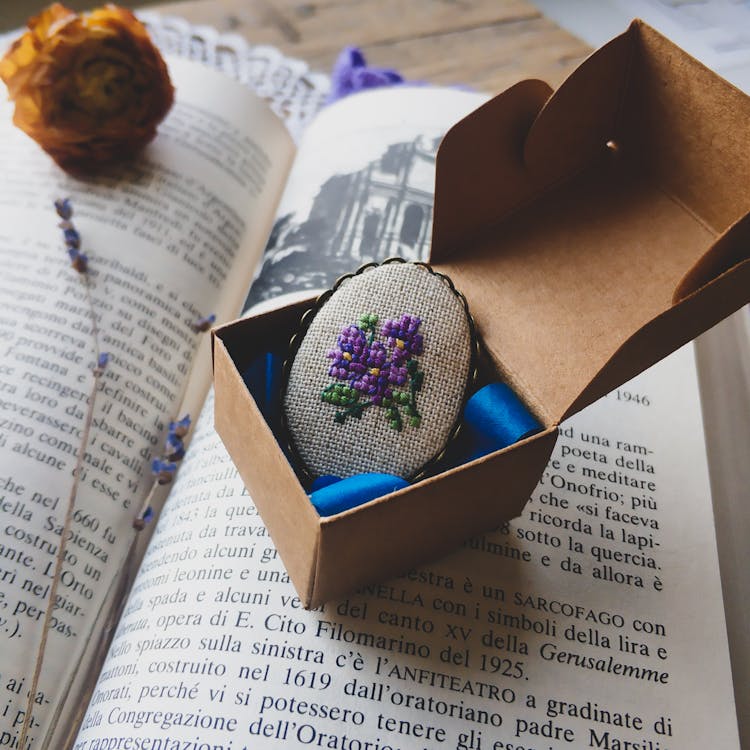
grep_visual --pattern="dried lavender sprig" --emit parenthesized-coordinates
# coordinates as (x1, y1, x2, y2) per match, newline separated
(128, 302, 215, 531)
(19, 201, 108, 749)
(131, 307, 215, 532)
(133, 415, 191, 530)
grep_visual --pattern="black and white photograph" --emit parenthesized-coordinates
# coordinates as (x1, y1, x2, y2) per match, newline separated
(244, 86, 485, 311)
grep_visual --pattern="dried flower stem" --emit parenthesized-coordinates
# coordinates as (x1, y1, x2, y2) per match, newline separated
(18, 202, 107, 749)
(18, 370, 102, 750)
(84, 275, 101, 363)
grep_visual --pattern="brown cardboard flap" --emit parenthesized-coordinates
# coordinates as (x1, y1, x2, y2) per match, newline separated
(673, 214, 750, 303)
(622, 23, 750, 234)
(563, 254, 750, 420)
(522, 28, 631, 183)
(430, 78, 552, 263)
(431, 20, 750, 424)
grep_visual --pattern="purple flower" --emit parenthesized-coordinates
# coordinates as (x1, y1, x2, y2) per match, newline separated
(327, 47, 404, 104)
(352, 341, 393, 404)
(386, 362, 409, 387)
(382, 315, 423, 364)
(327, 324, 368, 380)
(321, 312, 425, 430)
(327, 324, 396, 404)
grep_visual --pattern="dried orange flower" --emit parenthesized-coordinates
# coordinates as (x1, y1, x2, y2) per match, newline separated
(0, 3, 174, 173)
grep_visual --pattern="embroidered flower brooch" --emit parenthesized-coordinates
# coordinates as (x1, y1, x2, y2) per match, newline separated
(322, 313, 424, 431)
(282, 260, 477, 480)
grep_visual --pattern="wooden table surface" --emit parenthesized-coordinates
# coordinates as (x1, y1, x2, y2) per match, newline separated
(154, 0, 591, 94)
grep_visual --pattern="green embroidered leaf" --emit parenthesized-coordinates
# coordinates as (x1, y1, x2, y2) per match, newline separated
(321, 383, 359, 407)
(358, 313, 379, 333)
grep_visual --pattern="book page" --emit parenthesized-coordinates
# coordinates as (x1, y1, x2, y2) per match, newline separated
(695, 312, 750, 748)
(0, 56, 294, 748)
(74, 348, 739, 750)
(530, 5, 750, 742)
(75, 86, 739, 749)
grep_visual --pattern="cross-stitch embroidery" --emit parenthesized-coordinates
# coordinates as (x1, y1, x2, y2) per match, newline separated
(321, 313, 424, 430)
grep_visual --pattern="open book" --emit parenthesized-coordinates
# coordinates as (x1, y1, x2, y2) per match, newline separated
(0, 42, 745, 750)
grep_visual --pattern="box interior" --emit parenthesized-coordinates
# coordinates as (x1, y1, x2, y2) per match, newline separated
(214, 303, 557, 606)
(431, 20, 750, 426)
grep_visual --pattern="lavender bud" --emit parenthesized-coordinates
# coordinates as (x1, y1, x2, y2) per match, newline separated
(151, 458, 176, 485)
(190, 313, 216, 333)
(169, 414, 191, 438)
(132, 506, 155, 531)
(54, 198, 72, 220)
(165, 434, 185, 462)
(70, 251, 88, 274)
(63, 227, 80, 249)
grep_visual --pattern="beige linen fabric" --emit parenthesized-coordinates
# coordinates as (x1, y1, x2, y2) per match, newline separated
(284, 263, 472, 478)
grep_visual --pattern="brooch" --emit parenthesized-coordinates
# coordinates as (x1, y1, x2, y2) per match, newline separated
(282, 259, 478, 480)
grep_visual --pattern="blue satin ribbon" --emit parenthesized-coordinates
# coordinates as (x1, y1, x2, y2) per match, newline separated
(241, 351, 284, 430)
(459, 382, 542, 461)
(242, 353, 542, 516)
(310, 473, 410, 516)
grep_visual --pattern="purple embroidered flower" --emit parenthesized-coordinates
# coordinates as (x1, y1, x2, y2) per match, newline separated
(382, 315, 423, 359)
(327, 47, 404, 104)
(327, 324, 368, 380)
(352, 341, 393, 404)
(321, 312, 424, 430)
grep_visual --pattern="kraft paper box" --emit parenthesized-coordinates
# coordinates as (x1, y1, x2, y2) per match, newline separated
(213, 20, 750, 608)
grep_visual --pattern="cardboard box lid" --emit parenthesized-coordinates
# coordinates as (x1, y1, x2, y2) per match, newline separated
(431, 20, 750, 425)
